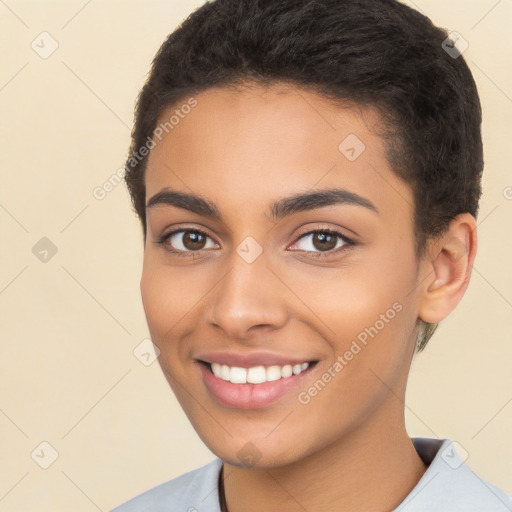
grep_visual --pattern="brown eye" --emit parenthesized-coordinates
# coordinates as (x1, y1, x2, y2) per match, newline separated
(290, 229, 354, 258)
(311, 232, 338, 251)
(182, 231, 207, 250)
(158, 229, 218, 254)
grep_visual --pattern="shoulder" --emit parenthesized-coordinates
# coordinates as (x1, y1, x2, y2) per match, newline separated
(110, 458, 223, 512)
(398, 437, 512, 511)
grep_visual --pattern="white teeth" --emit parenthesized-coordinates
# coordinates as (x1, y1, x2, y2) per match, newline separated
(211, 362, 222, 378)
(281, 364, 293, 378)
(247, 366, 266, 384)
(229, 367, 247, 384)
(266, 365, 282, 382)
(209, 361, 311, 383)
(221, 364, 230, 380)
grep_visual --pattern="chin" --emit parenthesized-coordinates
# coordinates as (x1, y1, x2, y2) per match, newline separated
(197, 429, 310, 469)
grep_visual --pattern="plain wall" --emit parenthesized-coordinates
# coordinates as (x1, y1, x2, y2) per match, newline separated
(0, 1, 511, 510)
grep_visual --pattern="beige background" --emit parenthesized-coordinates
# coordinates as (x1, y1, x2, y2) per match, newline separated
(0, 0, 511, 510)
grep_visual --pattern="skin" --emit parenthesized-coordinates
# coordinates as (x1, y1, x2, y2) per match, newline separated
(140, 81, 477, 512)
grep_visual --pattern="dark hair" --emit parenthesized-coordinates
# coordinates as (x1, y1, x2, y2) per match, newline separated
(124, 0, 483, 353)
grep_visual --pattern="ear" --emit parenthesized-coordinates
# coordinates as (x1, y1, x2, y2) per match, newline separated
(418, 213, 477, 324)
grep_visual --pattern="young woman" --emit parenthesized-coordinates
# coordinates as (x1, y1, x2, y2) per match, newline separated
(111, 0, 512, 510)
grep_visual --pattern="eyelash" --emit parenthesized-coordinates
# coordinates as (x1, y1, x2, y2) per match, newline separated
(156, 227, 356, 259)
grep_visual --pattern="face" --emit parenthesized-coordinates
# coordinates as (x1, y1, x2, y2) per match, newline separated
(141, 82, 423, 469)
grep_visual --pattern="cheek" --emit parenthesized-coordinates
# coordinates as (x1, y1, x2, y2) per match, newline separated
(291, 261, 411, 345)
(140, 259, 192, 347)
(290, 251, 417, 385)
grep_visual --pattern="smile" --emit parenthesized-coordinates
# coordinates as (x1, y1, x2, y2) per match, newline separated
(198, 359, 318, 409)
(209, 362, 310, 384)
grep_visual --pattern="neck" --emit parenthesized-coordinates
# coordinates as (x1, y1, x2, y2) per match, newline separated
(221, 400, 428, 512)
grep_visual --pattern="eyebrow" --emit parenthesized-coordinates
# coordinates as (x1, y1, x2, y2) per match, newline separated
(146, 187, 379, 220)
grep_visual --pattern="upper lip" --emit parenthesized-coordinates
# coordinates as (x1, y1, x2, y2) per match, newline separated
(195, 351, 318, 368)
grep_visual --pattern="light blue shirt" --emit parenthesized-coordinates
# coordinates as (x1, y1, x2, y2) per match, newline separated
(111, 437, 512, 511)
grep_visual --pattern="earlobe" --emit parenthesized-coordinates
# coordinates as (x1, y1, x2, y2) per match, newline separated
(418, 214, 477, 324)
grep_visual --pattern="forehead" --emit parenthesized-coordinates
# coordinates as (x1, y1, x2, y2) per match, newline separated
(144, 82, 413, 223)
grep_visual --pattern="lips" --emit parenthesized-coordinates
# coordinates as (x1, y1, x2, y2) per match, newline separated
(195, 351, 319, 409)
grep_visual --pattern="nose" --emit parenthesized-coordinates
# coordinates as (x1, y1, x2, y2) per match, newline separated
(204, 249, 288, 341)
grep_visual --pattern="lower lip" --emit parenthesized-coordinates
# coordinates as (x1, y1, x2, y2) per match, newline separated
(198, 362, 315, 410)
